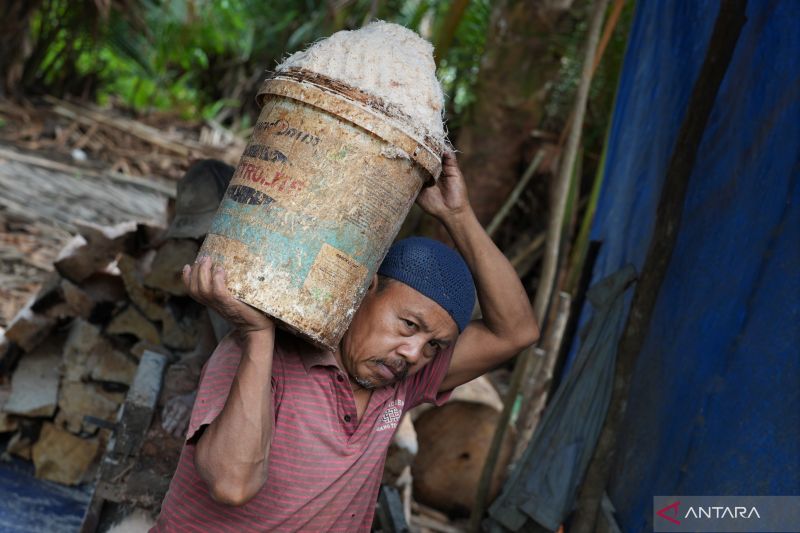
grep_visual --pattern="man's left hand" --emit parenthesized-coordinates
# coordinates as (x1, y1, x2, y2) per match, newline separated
(416, 151, 472, 221)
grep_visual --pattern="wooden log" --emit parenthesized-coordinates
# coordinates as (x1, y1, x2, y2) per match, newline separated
(6, 426, 36, 460)
(55, 381, 124, 434)
(143, 239, 199, 296)
(74, 220, 138, 255)
(160, 302, 200, 351)
(3, 299, 57, 352)
(89, 343, 137, 386)
(80, 271, 127, 305)
(32, 422, 102, 485)
(55, 221, 138, 283)
(118, 253, 166, 322)
(412, 401, 515, 517)
(2, 334, 62, 417)
(61, 279, 95, 319)
(53, 235, 104, 283)
(130, 340, 171, 361)
(0, 412, 19, 433)
(26, 274, 94, 321)
(62, 319, 103, 382)
(106, 305, 160, 345)
(28, 272, 63, 313)
(134, 222, 167, 250)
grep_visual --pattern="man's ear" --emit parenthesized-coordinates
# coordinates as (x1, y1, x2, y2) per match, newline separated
(367, 273, 379, 293)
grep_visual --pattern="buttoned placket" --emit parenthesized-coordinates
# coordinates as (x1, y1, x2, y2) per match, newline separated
(331, 367, 359, 435)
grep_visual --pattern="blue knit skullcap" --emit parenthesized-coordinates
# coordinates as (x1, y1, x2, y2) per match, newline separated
(378, 237, 475, 332)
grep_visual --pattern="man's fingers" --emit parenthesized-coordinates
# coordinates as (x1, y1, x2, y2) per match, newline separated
(197, 256, 214, 296)
(182, 264, 191, 289)
(211, 264, 230, 301)
(211, 265, 243, 315)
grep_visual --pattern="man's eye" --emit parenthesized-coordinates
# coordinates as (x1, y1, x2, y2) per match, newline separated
(402, 319, 416, 329)
(425, 341, 440, 357)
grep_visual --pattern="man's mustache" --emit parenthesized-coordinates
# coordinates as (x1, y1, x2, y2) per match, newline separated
(375, 358, 409, 379)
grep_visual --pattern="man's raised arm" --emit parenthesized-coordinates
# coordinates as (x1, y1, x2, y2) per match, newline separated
(416, 152, 540, 391)
(182, 257, 277, 506)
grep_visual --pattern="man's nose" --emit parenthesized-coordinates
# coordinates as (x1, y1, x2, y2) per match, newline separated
(396, 339, 425, 365)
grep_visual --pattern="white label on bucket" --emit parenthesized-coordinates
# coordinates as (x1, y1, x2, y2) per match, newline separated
(303, 243, 368, 304)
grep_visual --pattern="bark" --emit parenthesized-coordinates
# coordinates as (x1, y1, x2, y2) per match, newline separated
(455, 0, 576, 226)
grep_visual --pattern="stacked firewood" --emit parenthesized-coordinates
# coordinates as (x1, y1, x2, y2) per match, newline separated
(0, 218, 201, 487)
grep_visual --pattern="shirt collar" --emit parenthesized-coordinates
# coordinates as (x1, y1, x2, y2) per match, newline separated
(299, 343, 340, 373)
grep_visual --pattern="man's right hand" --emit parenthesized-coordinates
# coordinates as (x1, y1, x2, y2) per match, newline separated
(182, 256, 275, 336)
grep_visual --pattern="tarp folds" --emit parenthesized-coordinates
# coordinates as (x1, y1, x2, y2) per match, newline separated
(486, 266, 636, 531)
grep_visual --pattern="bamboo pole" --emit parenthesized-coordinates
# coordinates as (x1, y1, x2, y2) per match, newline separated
(486, 150, 545, 239)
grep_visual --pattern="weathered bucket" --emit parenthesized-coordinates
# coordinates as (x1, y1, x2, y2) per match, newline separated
(199, 68, 444, 350)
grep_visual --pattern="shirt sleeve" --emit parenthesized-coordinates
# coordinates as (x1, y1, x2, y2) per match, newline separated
(185, 335, 280, 442)
(403, 345, 455, 409)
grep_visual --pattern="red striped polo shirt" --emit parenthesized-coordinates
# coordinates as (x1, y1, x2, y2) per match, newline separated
(153, 331, 453, 532)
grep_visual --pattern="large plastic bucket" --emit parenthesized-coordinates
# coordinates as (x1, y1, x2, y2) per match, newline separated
(199, 68, 444, 350)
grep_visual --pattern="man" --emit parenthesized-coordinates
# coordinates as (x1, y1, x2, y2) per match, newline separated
(152, 152, 539, 531)
(160, 159, 235, 438)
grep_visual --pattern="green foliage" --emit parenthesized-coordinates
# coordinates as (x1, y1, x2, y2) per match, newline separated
(22, 0, 499, 125)
(21, 0, 629, 148)
(542, 0, 635, 151)
(435, 0, 492, 121)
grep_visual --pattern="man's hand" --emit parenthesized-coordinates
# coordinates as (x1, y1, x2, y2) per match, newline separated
(182, 257, 274, 337)
(416, 151, 472, 221)
(162, 391, 197, 438)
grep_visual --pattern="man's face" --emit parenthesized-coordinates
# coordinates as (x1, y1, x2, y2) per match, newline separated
(339, 277, 459, 390)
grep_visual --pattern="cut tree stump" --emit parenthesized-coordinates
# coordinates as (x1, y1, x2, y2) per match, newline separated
(412, 401, 515, 516)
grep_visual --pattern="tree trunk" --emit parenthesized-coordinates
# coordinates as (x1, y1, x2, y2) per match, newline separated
(455, 0, 576, 226)
(0, 0, 43, 97)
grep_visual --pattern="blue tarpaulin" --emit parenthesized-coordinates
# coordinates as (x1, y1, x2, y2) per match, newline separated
(0, 455, 92, 532)
(564, 0, 799, 531)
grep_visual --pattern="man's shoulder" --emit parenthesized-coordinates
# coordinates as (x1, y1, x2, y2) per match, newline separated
(274, 329, 316, 357)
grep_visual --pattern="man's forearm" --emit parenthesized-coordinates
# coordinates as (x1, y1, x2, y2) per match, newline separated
(442, 208, 539, 341)
(195, 329, 276, 506)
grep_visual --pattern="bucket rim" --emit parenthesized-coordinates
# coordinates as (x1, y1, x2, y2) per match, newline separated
(256, 68, 444, 181)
